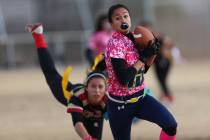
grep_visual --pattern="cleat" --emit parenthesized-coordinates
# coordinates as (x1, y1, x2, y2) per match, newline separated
(160, 94, 174, 103)
(26, 23, 43, 34)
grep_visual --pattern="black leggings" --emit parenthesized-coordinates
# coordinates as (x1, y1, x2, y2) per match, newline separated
(154, 56, 172, 96)
(85, 48, 94, 66)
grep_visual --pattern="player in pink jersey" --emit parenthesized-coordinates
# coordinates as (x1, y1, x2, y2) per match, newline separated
(105, 4, 177, 140)
(86, 14, 113, 67)
(89, 14, 113, 56)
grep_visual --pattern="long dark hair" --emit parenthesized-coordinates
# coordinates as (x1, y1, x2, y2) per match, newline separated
(85, 71, 106, 86)
(108, 4, 130, 23)
(95, 14, 108, 32)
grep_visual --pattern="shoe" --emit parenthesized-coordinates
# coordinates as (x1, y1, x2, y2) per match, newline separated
(26, 23, 43, 34)
(160, 94, 174, 103)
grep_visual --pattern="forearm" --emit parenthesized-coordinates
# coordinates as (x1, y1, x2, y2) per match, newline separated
(143, 55, 157, 73)
(111, 58, 144, 85)
(133, 60, 145, 71)
(138, 38, 160, 65)
(75, 122, 91, 140)
(145, 55, 156, 66)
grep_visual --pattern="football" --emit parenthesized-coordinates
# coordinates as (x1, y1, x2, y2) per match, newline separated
(133, 26, 155, 49)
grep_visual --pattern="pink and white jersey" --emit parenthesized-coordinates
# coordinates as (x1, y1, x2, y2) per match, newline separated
(105, 31, 145, 96)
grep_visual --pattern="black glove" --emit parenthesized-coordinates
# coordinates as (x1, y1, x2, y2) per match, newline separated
(150, 38, 161, 54)
(139, 38, 160, 63)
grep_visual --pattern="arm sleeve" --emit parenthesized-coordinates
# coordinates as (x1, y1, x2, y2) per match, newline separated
(143, 55, 157, 73)
(37, 48, 77, 106)
(144, 65, 150, 74)
(108, 39, 126, 59)
(71, 112, 84, 126)
(67, 94, 84, 113)
(94, 58, 106, 72)
(111, 58, 137, 85)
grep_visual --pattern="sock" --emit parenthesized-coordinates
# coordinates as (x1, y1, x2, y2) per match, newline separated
(159, 130, 176, 140)
(32, 33, 47, 48)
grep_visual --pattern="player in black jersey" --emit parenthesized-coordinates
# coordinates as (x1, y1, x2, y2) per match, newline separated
(26, 23, 107, 140)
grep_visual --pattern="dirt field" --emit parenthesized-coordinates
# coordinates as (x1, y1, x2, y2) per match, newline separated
(0, 59, 210, 140)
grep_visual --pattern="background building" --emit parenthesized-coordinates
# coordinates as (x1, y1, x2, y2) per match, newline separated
(0, 0, 209, 68)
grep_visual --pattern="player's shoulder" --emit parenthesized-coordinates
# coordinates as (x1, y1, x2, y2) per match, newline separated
(72, 84, 85, 97)
(107, 33, 126, 48)
(69, 85, 89, 106)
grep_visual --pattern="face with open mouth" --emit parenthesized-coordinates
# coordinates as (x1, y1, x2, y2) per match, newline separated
(110, 7, 131, 34)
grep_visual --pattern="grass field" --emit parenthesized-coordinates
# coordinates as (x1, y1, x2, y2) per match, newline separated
(0, 59, 210, 140)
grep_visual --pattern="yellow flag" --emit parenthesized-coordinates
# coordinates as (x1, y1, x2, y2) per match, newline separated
(91, 53, 103, 71)
(62, 66, 73, 101)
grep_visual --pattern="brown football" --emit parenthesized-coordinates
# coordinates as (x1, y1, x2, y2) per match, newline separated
(133, 26, 155, 49)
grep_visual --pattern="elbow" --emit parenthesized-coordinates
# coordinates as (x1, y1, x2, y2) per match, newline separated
(115, 72, 131, 86)
(118, 77, 128, 86)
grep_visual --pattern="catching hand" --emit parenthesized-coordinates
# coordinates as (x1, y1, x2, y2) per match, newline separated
(139, 38, 160, 63)
(147, 38, 160, 55)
